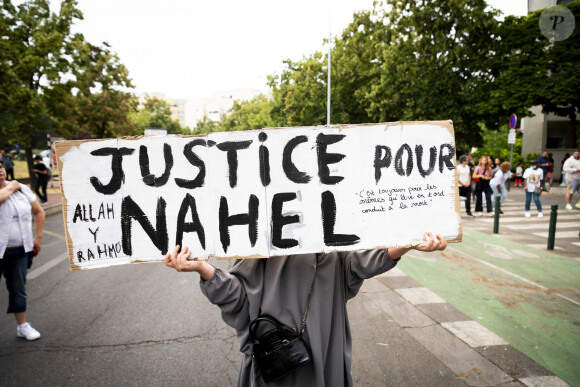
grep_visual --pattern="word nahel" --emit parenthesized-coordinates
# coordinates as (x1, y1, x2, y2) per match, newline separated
(56, 122, 461, 270)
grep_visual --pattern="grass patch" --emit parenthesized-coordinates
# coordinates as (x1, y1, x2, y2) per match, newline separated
(13, 160, 56, 179)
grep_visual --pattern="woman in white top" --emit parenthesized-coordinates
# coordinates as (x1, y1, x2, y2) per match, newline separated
(489, 162, 511, 214)
(457, 155, 473, 216)
(0, 160, 45, 340)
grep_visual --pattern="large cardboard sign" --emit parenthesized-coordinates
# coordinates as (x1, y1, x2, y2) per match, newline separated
(55, 122, 462, 270)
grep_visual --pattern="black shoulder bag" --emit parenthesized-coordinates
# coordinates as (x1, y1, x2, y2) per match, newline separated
(249, 259, 317, 384)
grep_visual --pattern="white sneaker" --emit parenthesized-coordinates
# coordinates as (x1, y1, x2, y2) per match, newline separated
(538, 212, 543, 218)
(17, 322, 41, 341)
(566, 204, 573, 210)
(475, 212, 483, 217)
(488, 212, 495, 217)
(525, 212, 531, 218)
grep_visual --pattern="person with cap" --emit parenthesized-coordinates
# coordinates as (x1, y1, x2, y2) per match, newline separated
(522, 159, 543, 218)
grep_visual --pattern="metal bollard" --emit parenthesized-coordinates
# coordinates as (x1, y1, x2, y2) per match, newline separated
(547, 204, 558, 250)
(493, 196, 501, 234)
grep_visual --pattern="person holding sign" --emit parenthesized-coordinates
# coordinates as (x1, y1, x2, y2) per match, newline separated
(165, 233, 447, 386)
(0, 160, 45, 340)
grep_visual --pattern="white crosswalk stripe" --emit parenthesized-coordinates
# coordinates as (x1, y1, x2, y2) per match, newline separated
(462, 196, 580, 257)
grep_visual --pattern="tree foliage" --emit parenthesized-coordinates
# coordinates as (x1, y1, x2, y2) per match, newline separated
(487, 1, 580, 139)
(0, 0, 83, 179)
(70, 41, 136, 139)
(129, 97, 187, 135)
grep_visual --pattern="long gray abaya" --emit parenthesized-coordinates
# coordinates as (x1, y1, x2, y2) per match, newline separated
(200, 249, 398, 387)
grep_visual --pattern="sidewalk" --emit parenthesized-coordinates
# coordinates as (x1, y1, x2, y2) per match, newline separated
(38, 181, 578, 386)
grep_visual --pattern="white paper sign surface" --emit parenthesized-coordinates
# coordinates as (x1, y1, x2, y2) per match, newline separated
(55, 122, 462, 270)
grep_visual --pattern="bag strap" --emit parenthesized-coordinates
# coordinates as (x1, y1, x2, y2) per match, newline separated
(299, 255, 318, 334)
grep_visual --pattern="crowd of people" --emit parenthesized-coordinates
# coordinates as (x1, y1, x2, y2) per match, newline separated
(458, 151, 580, 218)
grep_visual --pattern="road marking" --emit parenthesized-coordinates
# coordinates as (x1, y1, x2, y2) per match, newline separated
(475, 215, 579, 223)
(505, 222, 580, 230)
(448, 246, 580, 306)
(526, 244, 566, 251)
(441, 321, 508, 347)
(519, 375, 570, 387)
(42, 230, 67, 240)
(28, 252, 68, 280)
(396, 287, 446, 305)
(531, 231, 580, 239)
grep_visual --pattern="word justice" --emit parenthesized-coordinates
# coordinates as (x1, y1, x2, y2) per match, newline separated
(87, 132, 455, 194)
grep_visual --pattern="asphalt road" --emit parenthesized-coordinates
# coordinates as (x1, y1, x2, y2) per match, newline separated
(0, 212, 242, 386)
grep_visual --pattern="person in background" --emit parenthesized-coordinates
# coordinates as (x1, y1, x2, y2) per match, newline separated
(523, 159, 543, 218)
(563, 150, 580, 211)
(514, 162, 523, 187)
(491, 157, 501, 175)
(0, 160, 45, 340)
(457, 155, 473, 217)
(31, 155, 48, 204)
(489, 161, 511, 214)
(0, 149, 15, 181)
(547, 153, 554, 186)
(537, 151, 550, 190)
(473, 156, 493, 216)
(560, 153, 570, 186)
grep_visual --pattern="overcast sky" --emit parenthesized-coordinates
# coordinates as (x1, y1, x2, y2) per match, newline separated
(69, 0, 527, 100)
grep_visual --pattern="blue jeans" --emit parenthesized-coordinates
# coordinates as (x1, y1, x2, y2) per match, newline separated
(0, 247, 28, 314)
(525, 191, 542, 212)
(490, 184, 507, 206)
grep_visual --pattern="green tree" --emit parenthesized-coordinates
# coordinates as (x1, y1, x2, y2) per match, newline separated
(487, 1, 580, 143)
(363, 0, 500, 146)
(130, 97, 187, 135)
(220, 94, 278, 131)
(269, 53, 327, 127)
(0, 0, 82, 181)
(192, 115, 219, 134)
(70, 41, 136, 139)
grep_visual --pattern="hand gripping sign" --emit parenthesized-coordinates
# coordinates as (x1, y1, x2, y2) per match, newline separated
(55, 121, 462, 270)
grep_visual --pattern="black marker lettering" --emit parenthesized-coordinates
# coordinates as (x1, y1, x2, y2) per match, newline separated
(271, 192, 300, 249)
(374, 145, 392, 183)
(218, 195, 259, 253)
(439, 143, 455, 173)
(88, 204, 96, 221)
(89, 227, 99, 243)
(258, 132, 271, 187)
(175, 193, 206, 250)
(90, 147, 135, 195)
(395, 144, 413, 176)
(216, 140, 253, 188)
(415, 145, 436, 178)
(175, 139, 207, 189)
(321, 190, 360, 246)
(283, 135, 311, 184)
(72, 204, 83, 223)
(106, 203, 114, 219)
(121, 195, 168, 256)
(316, 133, 346, 185)
(139, 143, 173, 187)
